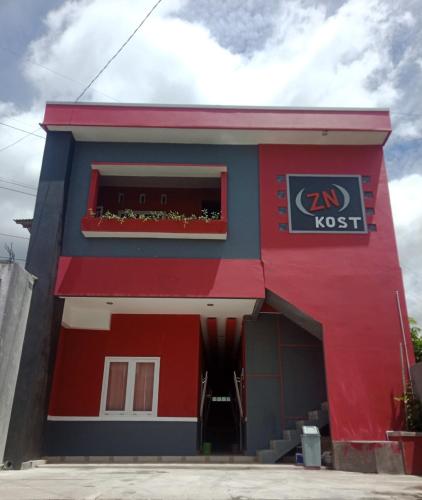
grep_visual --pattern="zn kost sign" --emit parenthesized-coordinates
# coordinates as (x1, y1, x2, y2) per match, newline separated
(287, 175, 367, 233)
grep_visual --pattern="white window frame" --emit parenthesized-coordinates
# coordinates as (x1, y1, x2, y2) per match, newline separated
(100, 357, 160, 420)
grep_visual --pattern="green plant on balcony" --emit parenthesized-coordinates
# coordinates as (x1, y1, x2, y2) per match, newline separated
(92, 208, 221, 226)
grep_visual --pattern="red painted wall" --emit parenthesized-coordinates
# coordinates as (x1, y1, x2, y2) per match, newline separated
(259, 145, 413, 441)
(49, 314, 201, 417)
(97, 187, 220, 215)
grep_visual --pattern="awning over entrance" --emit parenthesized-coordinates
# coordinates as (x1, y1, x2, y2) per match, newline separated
(55, 257, 265, 358)
(55, 256, 265, 299)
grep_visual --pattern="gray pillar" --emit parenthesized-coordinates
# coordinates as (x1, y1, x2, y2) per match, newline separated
(4, 132, 74, 468)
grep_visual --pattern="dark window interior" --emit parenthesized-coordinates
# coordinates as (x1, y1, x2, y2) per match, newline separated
(96, 176, 221, 218)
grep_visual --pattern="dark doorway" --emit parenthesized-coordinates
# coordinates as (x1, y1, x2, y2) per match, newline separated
(200, 349, 244, 454)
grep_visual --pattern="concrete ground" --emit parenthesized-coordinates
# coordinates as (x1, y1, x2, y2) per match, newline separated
(0, 463, 421, 500)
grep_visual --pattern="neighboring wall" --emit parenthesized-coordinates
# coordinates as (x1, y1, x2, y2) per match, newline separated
(244, 314, 326, 454)
(45, 314, 201, 456)
(259, 144, 412, 442)
(62, 142, 260, 258)
(0, 263, 34, 464)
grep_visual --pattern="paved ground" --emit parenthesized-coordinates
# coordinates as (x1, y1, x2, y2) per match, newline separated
(0, 463, 421, 500)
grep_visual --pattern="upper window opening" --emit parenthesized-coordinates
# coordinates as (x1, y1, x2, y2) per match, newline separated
(97, 176, 222, 220)
(83, 163, 227, 239)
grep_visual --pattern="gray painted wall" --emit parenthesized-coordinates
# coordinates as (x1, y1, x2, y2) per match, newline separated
(4, 132, 74, 468)
(244, 314, 326, 454)
(45, 421, 197, 456)
(62, 142, 260, 258)
(0, 263, 34, 464)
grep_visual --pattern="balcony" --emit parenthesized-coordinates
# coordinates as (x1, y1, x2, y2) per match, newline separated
(81, 163, 227, 239)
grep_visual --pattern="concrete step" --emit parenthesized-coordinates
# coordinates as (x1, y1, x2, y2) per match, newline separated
(257, 401, 330, 464)
(45, 455, 258, 464)
(295, 419, 319, 431)
(270, 439, 298, 455)
(308, 409, 329, 426)
(256, 449, 278, 464)
(283, 429, 299, 441)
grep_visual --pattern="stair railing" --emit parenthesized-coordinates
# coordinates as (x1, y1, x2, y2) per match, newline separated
(233, 371, 244, 451)
(199, 371, 208, 449)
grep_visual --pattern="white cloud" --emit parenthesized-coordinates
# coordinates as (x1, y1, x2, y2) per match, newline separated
(17, 0, 407, 108)
(389, 174, 422, 325)
(0, 0, 421, 323)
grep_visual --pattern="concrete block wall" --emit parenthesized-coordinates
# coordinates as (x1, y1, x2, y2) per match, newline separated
(0, 263, 34, 463)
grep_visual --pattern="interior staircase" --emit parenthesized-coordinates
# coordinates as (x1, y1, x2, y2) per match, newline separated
(256, 401, 329, 464)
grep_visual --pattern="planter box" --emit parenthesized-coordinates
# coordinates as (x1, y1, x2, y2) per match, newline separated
(387, 431, 422, 475)
(81, 216, 227, 240)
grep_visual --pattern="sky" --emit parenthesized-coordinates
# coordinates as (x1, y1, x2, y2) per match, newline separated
(0, 0, 421, 323)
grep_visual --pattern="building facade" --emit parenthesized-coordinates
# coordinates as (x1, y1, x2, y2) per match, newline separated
(4, 103, 414, 469)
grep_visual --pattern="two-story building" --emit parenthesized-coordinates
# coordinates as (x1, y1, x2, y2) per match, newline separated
(4, 103, 413, 471)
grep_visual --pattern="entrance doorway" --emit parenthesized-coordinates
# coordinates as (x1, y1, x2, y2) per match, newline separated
(199, 352, 244, 454)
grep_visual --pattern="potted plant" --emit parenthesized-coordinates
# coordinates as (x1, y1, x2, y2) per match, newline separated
(388, 319, 422, 475)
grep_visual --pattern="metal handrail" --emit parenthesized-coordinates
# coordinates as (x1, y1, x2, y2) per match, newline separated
(199, 371, 208, 420)
(233, 371, 243, 419)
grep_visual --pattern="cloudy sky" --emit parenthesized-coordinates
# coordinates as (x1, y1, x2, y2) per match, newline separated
(0, 0, 421, 323)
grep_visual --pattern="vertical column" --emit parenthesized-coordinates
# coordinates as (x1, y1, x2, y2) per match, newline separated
(86, 169, 100, 216)
(4, 132, 74, 468)
(220, 171, 228, 222)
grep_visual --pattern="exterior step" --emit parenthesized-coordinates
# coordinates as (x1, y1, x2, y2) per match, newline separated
(308, 409, 329, 427)
(295, 419, 318, 431)
(45, 455, 258, 464)
(270, 439, 298, 455)
(256, 449, 279, 464)
(283, 429, 299, 441)
(257, 400, 330, 464)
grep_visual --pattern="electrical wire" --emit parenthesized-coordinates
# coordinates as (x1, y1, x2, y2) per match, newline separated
(0, 186, 36, 197)
(0, 46, 121, 103)
(0, 256, 26, 262)
(0, 121, 45, 139)
(0, 176, 37, 191)
(0, 232, 29, 240)
(0, 128, 41, 153)
(0, 1, 164, 152)
(75, 0, 164, 101)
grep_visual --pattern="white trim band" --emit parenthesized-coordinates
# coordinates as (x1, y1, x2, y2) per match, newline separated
(47, 415, 198, 422)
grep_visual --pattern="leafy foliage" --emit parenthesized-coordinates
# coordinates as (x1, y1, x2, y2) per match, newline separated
(396, 382, 422, 432)
(95, 208, 220, 225)
(410, 318, 422, 363)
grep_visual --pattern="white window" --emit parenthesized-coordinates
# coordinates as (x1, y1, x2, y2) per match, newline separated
(100, 357, 160, 419)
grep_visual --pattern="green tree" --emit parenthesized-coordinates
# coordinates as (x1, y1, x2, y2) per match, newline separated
(410, 318, 422, 363)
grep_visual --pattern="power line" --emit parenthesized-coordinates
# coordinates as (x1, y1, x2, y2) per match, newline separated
(0, 232, 30, 240)
(0, 0, 162, 153)
(0, 256, 26, 262)
(76, 0, 164, 101)
(0, 46, 121, 103)
(0, 121, 45, 139)
(0, 176, 37, 191)
(0, 127, 41, 153)
(0, 186, 36, 197)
